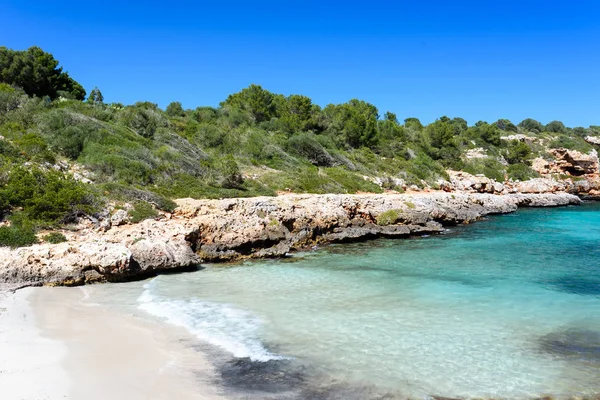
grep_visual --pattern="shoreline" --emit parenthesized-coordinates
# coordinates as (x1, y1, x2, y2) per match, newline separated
(0, 191, 583, 288)
(0, 287, 228, 400)
(1, 205, 599, 400)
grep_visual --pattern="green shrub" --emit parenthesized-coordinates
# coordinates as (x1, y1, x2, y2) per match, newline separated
(287, 133, 336, 166)
(100, 183, 177, 212)
(507, 164, 539, 181)
(376, 209, 402, 226)
(504, 140, 532, 165)
(0, 138, 21, 160)
(14, 133, 56, 163)
(547, 135, 592, 153)
(462, 158, 505, 182)
(129, 201, 159, 223)
(0, 213, 38, 248)
(218, 155, 244, 189)
(0, 167, 99, 225)
(120, 107, 161, 139)
(43, 232, 67, 244)
(323, 167, 383, 194)
(0, 225, 38, 248)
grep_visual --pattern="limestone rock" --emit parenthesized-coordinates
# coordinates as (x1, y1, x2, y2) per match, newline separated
(110, 209, 130, 226)
(549, 148, 599, 176)
(0, 192, 581, 287)
(514, 178, 564, 194)
(533, 149, 599, 177)
(447, 171, 504, 194)
(585, 136, 600, 146)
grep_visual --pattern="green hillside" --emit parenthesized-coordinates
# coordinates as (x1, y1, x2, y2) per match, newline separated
(0, 46, 597, 246)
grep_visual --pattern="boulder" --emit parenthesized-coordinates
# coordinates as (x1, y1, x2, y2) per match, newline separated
(110, 209, 130, 226)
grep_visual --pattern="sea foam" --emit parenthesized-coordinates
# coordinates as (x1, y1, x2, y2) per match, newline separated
(137, 280, 283, 362)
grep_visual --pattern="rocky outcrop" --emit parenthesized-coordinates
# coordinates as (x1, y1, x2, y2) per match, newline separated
(533, 149, 599, 177)
(585, 136, 600, 146)
(501, 134, 538, 144)
(0, 192, 582, 287)
(165, 192, 579, 262)
(445, 171, 504, 194)
(0, 234, 199, 287)
(549, 149, 599, 176)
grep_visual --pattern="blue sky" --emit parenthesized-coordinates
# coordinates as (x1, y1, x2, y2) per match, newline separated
(1, 1, 599, 127)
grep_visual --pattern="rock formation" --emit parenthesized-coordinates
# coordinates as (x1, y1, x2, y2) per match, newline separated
(532, 149, 599, 176)
(0, 192, 580, 287)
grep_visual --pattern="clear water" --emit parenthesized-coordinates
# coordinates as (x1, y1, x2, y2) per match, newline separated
(88, 203, 600, 399)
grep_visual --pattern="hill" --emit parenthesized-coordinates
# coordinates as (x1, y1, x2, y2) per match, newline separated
(1, 46, 599, 247)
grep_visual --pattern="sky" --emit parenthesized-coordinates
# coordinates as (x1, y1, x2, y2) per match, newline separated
(1, 0, 599, 127)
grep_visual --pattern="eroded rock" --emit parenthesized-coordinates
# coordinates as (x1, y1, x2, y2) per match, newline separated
(0, 192, 581, 287)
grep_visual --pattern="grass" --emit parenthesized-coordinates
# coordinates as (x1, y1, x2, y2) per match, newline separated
(376, 209, 402, 226)
(404, 201, 416, 209)
(43, 232, 67, 244)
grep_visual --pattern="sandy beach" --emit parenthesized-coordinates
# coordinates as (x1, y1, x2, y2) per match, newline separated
(0, 286, 228, 400)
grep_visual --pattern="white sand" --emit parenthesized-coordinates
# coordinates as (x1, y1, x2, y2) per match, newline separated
(0, 287, 69, 399)
(0, 286, 229, 400)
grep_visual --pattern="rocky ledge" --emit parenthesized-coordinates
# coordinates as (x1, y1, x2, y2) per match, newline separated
(0, 192, 580, 287)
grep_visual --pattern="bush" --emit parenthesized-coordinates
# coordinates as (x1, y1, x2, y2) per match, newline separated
(462, 158, 505, 182)
(507, 164, 539, 181)
(43, 232, 67, 244)
(165, 101, 185, 117)
(376, 209, 401, 226)
(0, 213, 38, 247)
(100, 183, 177, 212)
(120, 106, 167, 139)
(287, 133, 336, 166)
(547, 135, 592, 153)
(323, 167, 383, 193)
(504, 140, 532, 165)
(218, 155, 244, 189)
(0, 167, 99, 225)
(0, 224, 38, 248)
(129, 201, 159, 223)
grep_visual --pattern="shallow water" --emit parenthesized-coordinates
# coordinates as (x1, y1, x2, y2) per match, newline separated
(89, 202, 600, 399)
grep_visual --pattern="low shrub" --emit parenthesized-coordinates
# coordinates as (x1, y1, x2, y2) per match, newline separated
(129, 201, 158, 223)
(323, 167, 383, 194)
(100, 183, 177, 212)
(287, 133, 336, 166)
(0, 214, 38, 248)
(376, 209, 402, 226)
(43, 232, 67, 244)
(507, 164, 539, 181)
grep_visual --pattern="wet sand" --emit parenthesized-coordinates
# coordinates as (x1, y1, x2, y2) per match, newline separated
(0, 286, 228, 400)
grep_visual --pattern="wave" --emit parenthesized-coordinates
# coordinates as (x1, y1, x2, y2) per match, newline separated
(137, 279, 283, 362)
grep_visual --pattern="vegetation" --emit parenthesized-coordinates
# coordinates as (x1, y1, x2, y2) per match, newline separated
(1, 45, 598, 247)
(376, 209, 402, 226)
(0, 221, 38, 248)
(128, 202, 159, 223)
(43, 232, 67, 244)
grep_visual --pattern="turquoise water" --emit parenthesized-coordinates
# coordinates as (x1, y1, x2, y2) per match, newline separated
(89, 203, 600, 399)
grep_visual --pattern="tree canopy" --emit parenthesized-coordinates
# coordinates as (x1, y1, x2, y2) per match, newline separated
(0, 46, 86, 100)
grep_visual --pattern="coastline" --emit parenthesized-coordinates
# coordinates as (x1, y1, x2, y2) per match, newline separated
(0, 286, 228, 400)
(0, 191, 582, 288)
(1, 202, 599, 400)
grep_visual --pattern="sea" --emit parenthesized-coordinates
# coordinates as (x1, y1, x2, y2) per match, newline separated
(85, 202, 600, 399)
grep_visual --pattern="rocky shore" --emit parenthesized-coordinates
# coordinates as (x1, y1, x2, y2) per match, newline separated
(0, 191, 581, 287)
